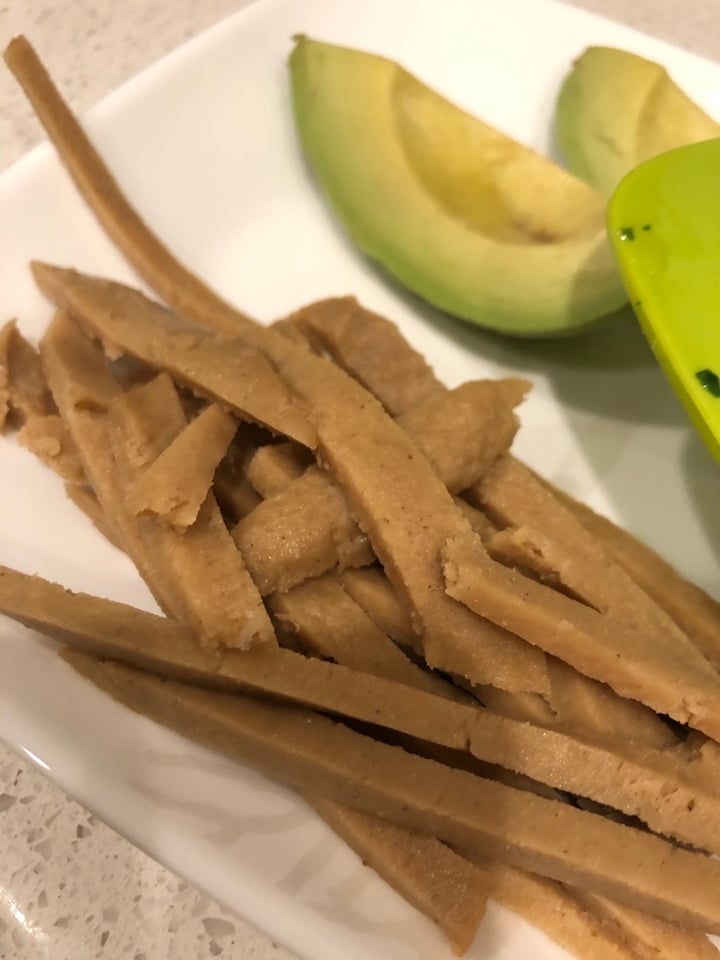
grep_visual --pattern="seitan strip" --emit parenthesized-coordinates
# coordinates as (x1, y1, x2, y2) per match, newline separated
(32, 264, 316, 449)
(212, 423, 264, 523)
(479, 456, 700, 657)
(572, 888, 720, 959)
(337, 566, 420, 651)
(246, 441, 314, 499)
(18, 413, 86, 484)
(269, 574, 469, 702)
(281, 296, 444, 417)
(548, 479, 720, 670)
(64, 483, 123, 549)
(62, 647, 720, 933)
(4, 320, 55, 426)
(308, 798, 488, 956)
(39, 311, 177, 614)
(395, 379, 528, 494)
(233, 465, 374, 595)
(337, 566, 675, 749)
(4, 565, 720, 855)
(128, 402, 237, 530)
(3, 36, 257, 338)
(467, 859, 648, 960)
(108, 375, 275, 650)
(443, 531, 720, 740)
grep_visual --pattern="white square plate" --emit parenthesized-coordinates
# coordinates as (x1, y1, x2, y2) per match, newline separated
(1, 1, 720, 957)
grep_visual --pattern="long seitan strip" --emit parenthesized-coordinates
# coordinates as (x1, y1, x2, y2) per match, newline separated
(62, 647, 720, 933)
(108, 375, 275, 650)
(443, 530, 720, 740)
(32, 265, 315, 449)
(572, 889, 720, 960)
(337, 566, 420, 651)
(32, 268, 549, 696)
(3, 36, 258, 339)
(4, 564, 720, 855)
(128, 402, 237, 530)
(548, 479, 720, 670)
(283, 297, 444, 417)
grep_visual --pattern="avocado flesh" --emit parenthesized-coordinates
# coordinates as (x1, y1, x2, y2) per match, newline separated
(289, 37, 627, 337)
(556, 46, 720, 196)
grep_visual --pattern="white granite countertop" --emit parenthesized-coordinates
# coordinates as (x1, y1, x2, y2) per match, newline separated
(1, 0, 719, 958)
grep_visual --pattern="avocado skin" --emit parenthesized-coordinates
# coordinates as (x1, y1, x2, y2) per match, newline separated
(289, 36, 627, 337)
(556, 46, 720, 197)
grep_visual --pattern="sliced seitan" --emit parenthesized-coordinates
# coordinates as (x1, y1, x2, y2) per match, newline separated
(4, 565, 720, 855)
(443, 530, 720, 740)
(245, 441, 313, 498)
(62, 647, 720, 933)
(212, 424, 264, 523)
(396, 379, 528, 494)
(547, 477, 720, 670)
(128, 402, 238, 530)
(269, 573, 470, 702)
(467, 859, 649, 960)
(233, 465, 374, 596)
(572, 889, 720, 959)
(18, 413, 86, 484)
(4, 320, 55, 426)
(337, 566, 421, 651)
(479, 456, 701, 656)
(307, 798, 489, 956)
(108, 375, 275, 650)
(39, 311, 177, 614)
(282, 296, 444, 416)
(32, 263, 316, 449)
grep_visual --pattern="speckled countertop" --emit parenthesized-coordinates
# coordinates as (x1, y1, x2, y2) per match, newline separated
(1, 1, 719, 958)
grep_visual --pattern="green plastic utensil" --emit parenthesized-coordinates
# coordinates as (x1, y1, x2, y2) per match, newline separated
(608, 138, 720, 463)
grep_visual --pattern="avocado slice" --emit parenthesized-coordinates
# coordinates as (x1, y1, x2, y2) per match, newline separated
(556, 46, 720, 196)
(289, 36, 626, 337)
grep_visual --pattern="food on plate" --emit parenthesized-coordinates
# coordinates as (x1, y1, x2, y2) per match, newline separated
(289, 36, 626, 336)
(555, 46, 720, 195)
(4, 33, 720, 960)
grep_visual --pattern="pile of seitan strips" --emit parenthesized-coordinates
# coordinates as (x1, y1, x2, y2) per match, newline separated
(4, 277, 720, 960)
(3, 34, 720, 960)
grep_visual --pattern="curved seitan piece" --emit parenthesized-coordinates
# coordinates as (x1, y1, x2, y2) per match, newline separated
(3, 36, 257, 339)
(62, 648, 720, 934)
(443, 531, 720, 741)
(128, 402, 238, 530)
(32, 263, 316, 449)
(4, 565, 720, 856)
